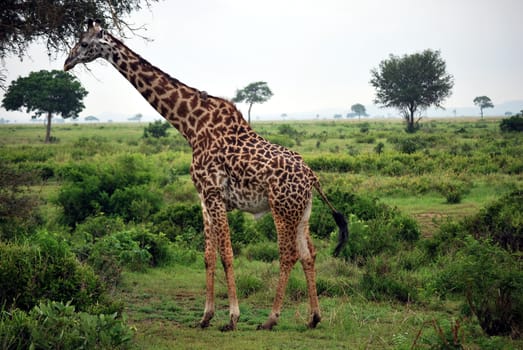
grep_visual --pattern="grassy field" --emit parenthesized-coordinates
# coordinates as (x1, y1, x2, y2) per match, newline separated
(1, 118, 522, 349)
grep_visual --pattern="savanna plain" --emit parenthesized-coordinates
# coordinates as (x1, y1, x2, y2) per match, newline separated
(1, 117, 522, 349)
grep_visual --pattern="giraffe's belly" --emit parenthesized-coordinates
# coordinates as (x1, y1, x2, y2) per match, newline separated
(223, 180, 270, 217)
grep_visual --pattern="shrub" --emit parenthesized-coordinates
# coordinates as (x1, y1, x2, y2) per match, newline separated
(0, 235, 105, 312)
(436, 180, 470, 204)
(236, 274, 264, 298)
(56, 154, 162, 227)
(253, 213, 277, 241)
(130, 227, 172, 267)
(228, 210, 263, 253)
(88, 231, 152, 273)
(244, 241, 279, 262)
(389, 214, 420, 243)
(74, 215, 126, 241)
(464, 190, 523, 251)
(500, 111, 523, 132)
(0, 301, 132, 349)
(265, 134, 295, 148)
(435, 237, 523, 338)
(330, 215, 399, 264)
(0, 164, 42, 240)
(152, 204, 204, 248)
(360, 256, 416, 303)
(143, 120, 170, 138)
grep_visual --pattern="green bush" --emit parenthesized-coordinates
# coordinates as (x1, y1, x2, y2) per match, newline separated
(389, 214, 420, 243)
(0, 164, 42, 241)
(228, 210, 263, 254)
(434, 237, 523, 338)
(152, 204, 204, 248)
(464, 190, 523, 251)
(252, 213, 277, 241)
(0, 301, 132, 349)
(89, 231, 152, 273)
(74, 215, 126, 242)
(130, 227, 173, 267)
(143, 120, 170, 138)
(244, 241, 279, 262)
(436, 180, 470, 204)
(360, 256, 416, 303)
(236, 274, 264, 298)
(0, 235, 105, 312)
(500, 112, 523, 132)
(56, 154, 162, 227)
(332, 215, 399, 264)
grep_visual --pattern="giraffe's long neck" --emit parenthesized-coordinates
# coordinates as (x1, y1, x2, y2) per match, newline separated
(103, 34, 247, 146)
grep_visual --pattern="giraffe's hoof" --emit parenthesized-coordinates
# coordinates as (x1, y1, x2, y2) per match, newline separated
(198, 320, 211, 329)
(307, 313, 321, 329)
(257, 319, 277, 330)
(219, 323, 236, 332)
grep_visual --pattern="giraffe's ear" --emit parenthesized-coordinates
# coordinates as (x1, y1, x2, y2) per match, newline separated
(86, 19, 94, 29)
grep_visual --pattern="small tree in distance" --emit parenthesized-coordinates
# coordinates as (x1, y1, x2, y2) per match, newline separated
(351, 103, 367, 120)
(370, 49, 454, 132)
(232, 81, 273, 124)
(2, 70, 87, 143)
(473, 96, 494, 119)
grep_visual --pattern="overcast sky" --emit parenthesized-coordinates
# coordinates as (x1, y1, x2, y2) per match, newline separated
(1, 0, 522, 121)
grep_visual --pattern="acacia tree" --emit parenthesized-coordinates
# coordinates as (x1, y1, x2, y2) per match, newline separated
(2, 70, 87, 143)
(0, 0, 158, 89)
(232, 81, 273, 124)
(351, 103, 367, 119)
(370, 49, 454, 132)
(473, 96, 494, 119)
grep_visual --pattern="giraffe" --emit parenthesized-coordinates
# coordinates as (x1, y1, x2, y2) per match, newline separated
(64, 19, 348, 331)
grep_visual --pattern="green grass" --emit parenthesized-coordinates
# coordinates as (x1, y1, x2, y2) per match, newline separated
(2, 119, 523, 349)
(117, 255, 523, 349)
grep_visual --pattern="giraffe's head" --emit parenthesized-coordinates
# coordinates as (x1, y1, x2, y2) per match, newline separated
(64, 19, 108, 71)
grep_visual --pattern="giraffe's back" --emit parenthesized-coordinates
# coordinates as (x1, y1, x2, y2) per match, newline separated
(220, 133, 317, 217)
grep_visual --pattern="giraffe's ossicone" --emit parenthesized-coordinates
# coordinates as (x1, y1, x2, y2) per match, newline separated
(65, 19, 348, 331)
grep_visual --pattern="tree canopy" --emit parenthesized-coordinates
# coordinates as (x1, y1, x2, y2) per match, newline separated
(232, 81, 273, 124)
(0, 0, 158, 60)
(351, 103, 367, 119)
(2, 69, 87, 142)
(473, 96, 494, 119)
(370, 49, 454, 132)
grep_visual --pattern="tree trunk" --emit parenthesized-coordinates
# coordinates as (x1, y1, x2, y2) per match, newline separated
(406, 107, 416, 133)
(45, 112, 52, 143)
(247, 102, 253, 124)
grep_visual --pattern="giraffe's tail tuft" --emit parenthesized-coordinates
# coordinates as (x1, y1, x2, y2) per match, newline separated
(332, 210, 348, 257)
(313, 182, 349, 257)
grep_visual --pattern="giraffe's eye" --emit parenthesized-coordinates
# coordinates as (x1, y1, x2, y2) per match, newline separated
(80, 42, 88, 48)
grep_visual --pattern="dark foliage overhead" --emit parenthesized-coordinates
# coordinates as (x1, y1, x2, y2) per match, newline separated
(0, 0, 158, 60)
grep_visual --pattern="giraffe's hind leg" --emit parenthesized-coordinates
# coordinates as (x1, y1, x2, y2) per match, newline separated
(258, 197, 321, 330)
(199, 203, 216, 328)
(297, 202, 321, 328)
(258, 197, 302, 330)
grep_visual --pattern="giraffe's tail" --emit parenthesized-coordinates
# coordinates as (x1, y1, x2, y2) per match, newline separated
(314, 183, 349, 257)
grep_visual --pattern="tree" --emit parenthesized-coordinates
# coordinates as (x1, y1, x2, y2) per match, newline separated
(473, 96, 494, 119)
(0, 0, 158, 60)
(370, 49, 454, 132)
(351, 103, 367, 119)
(232, 81, 273, 124)
(143, 120, 170, 138)
(2, 70, 87, 143)
(0, 0, 158, 89)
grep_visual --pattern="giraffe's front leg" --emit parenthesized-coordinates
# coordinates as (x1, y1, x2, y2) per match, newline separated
(202, 191, 240, 331)
(199, 204, 216, 328)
